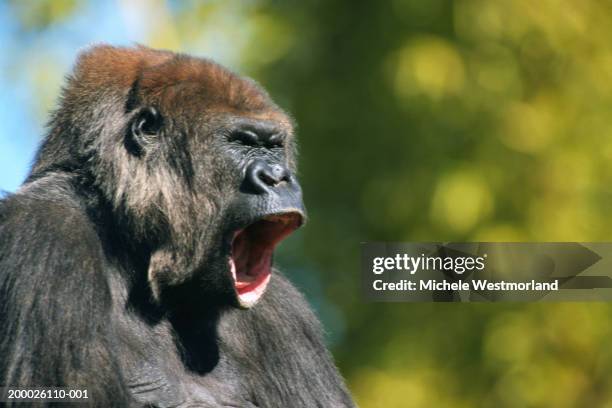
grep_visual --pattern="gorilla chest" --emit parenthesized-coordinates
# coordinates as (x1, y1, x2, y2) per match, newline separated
(124, 343, 260, 407)
(119, 315, 266, 408)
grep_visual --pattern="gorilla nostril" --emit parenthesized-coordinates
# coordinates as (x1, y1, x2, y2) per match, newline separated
(266, 164, 290, 185)
(245, 160, 290, 194)
(258, 169, 277, 187)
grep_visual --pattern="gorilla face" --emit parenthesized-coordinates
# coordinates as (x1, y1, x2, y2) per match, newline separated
(201, 113, 306, 308)
(119, 60, 305, 309)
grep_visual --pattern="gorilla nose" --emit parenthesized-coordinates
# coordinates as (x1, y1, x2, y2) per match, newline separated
(244, 159, 292, 194)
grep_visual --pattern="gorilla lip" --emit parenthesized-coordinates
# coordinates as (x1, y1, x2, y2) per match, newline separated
(229, 212, 303, 307)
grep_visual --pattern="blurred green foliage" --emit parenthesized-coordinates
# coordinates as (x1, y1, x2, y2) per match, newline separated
(8, 0, 81, 30)
(7, 0, 612, 406)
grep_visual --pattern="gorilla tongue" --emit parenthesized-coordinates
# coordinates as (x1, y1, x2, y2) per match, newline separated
(229, 213, 302, 307)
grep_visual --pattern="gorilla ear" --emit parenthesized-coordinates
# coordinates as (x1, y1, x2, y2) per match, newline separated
(126, 106, 163, 156)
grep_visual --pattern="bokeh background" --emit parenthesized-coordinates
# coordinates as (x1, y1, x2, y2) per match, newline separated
(2, 1, 612, 407)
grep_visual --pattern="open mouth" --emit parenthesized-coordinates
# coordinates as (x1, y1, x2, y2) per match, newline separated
(229, 212, 303, 307)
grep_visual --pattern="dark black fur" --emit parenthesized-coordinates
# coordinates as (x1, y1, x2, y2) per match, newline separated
(0, 45, 354, 407)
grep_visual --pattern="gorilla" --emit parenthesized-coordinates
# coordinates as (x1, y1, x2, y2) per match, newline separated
(0, 45, 355, 407)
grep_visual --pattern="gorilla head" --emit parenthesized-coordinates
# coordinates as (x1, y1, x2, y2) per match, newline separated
(33, 45, 305, 309)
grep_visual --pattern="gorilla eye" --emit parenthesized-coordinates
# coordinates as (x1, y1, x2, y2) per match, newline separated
(230, 129, 259, 146)
(229, 129, 285, 148)
(267, 133, 284, 148)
